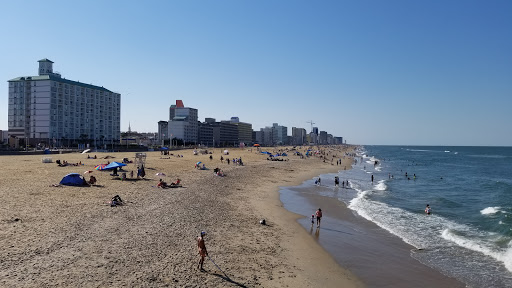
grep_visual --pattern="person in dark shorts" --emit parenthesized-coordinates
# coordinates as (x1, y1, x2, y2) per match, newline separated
(315, 208, 322, 227)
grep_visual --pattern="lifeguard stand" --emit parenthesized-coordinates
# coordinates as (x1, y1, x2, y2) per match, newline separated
(135, 153, 146, 167)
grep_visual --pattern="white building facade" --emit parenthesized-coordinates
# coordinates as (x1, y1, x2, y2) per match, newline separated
(167, 101, 198, 144)
(7, 59, 121, 147)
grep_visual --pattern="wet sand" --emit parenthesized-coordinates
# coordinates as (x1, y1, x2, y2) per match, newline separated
(281, 185, 465, 288)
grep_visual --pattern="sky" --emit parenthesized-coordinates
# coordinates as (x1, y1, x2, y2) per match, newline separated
(1, 0, 511, 146)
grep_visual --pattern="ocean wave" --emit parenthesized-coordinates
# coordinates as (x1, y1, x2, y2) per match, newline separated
(374, 180, 387, 191)
(442, 229, 512, 272)
(406, 149, 445, 153)
(467, 154, 510, 159)
(481, 207, 501, 215)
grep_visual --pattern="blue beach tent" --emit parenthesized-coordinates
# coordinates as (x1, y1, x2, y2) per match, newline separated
(104, 162, 127, 170)
(60, 173, 87, 186)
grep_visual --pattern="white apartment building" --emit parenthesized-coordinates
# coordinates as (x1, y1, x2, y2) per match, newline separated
(7, 59, 121, 147)
(167, 100, 198, 144)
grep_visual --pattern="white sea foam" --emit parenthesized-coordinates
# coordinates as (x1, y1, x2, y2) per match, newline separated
(375, 166, 382, 171)
(445, 150, 450, 153)
(374, 180, 387, 191)
(442, 229, 512, 272)
(481, 207, 501, 215)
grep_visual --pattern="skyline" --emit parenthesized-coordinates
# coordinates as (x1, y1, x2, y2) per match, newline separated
(1, 1, 511, 146)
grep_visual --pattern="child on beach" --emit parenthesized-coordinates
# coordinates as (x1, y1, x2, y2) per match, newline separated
(311, 214, 315, 225)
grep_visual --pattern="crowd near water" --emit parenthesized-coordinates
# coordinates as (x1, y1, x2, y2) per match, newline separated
(284, 145, 512, 287)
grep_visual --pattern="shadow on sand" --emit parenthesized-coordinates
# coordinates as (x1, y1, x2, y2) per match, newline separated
(209, 272, 247, 288)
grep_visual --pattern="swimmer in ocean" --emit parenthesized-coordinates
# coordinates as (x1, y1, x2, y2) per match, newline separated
(425, 204, 432, 215)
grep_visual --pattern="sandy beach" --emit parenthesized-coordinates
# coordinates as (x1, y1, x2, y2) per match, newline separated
(0, 146, 363, 287)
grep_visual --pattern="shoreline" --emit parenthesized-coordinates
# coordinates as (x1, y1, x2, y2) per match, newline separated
(246, 152, 364, 287)
(281, 185, 465, 287)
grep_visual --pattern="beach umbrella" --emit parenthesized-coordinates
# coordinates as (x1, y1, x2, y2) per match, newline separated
(253, 144, 260, 147)
(104, 162, 127, 170)
(156, 172, 166, 176)
(196, 161, 202, 165)
(94, 164, 107, 170)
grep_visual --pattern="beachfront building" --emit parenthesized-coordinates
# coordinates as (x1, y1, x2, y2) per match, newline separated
(198, 121, 214, 147)
(222, 117, 253, 145)
(167, 100, 198, 145)
(334, 136, 344, 144)
(292, 127, 307, 146)
(157, 120, 169, 141)
(260, 127, 274, 146)
(212, 121, 238, 147)
(319, 131, 328, 145)
(7, 59, 121, 147)
(272, 123, 288, 145)
(0, 130, 7, 144)
(309, 132, 317, 145)
(253, 131, 263, 145)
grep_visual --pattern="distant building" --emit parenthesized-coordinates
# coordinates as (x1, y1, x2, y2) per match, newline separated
(272, 123, 288, 145)
(198, 121, 214, 146)
(0, 130, 7, 144)
(223, 117, 253, 145)
(334, 136, 343, 144)
(292, 127, 307, 145)
(167, 100, 198, 144)
(260, 126, 274, 146)
(157, 121, 168, 141)
(7, 59, 121, 147)
(253, 130, 263, 145)
(319, 131, 328, 145)
(212, 121, 238, 147)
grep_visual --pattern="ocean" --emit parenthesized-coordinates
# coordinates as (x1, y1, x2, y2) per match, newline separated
(280, 146, 512, 288)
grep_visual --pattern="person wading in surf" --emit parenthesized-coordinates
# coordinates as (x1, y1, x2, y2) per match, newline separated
(315, 208, 323, 227)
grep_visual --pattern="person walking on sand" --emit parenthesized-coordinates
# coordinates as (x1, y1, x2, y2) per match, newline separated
(197, 231, 208, 270)
(311, 214, 315, 225)
(315, 208, 322, 227)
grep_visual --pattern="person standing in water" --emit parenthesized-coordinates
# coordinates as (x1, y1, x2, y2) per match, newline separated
(315, 208, 323, 227)
(425, 204, 432, 215)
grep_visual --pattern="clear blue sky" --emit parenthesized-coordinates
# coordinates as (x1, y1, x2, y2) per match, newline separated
(1, 0, 511, 146)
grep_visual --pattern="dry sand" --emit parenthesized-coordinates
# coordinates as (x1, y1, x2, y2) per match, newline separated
(0, 146, 363, 287)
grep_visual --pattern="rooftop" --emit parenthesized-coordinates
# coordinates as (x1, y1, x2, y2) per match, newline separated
(8, 74, 114, 93)
(37, 58, 54, 63)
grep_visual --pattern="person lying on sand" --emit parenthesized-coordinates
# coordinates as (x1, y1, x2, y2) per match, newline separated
(157, 179, 168, 188)
(169, 178, 181, 186)
(110, 195, 123, 207)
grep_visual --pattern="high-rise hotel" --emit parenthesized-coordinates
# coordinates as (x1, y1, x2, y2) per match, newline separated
(7, 59, 121, 147)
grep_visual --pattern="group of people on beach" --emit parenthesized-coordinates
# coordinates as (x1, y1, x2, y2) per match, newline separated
(157, 178, 181, 188)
